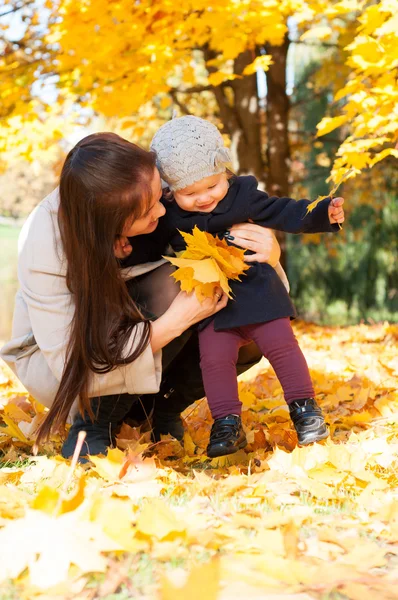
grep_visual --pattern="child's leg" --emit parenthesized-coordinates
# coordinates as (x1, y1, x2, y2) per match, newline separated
(244, 318, 315, 404)
(199, 321, 245, 419)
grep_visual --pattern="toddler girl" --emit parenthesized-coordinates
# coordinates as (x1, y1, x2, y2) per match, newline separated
(130, 116, 344, 457)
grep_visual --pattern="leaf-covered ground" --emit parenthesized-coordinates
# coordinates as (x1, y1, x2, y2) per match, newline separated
(0, 321, 397, 600)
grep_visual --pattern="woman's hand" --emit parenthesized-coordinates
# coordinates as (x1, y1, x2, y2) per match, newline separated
(227, 223, 281, 265)
(150, 288, 228, 353)
(168, 288, 228, 329)
(114, 235, 133, 259)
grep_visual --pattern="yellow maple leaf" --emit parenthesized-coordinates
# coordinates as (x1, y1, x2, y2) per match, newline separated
(243, 55, 273, 75)
(1, 414, 32, 445)
(305, 167, 358, 216)
(161, 559, 220, 600)
(316, 114, 349, 137)
(208, 71, 239, 86)
(136, 498, 185, 540)
(90, 447, 126, 481)
(164, 227, 249, 300)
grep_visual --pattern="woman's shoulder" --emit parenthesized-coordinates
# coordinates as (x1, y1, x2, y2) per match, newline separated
(18, 188, 65, 273)
(20, 188, 59, 239)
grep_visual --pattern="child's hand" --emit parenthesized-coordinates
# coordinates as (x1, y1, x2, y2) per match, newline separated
(114, 235, 133, 259)
(328, 197, 345, 225)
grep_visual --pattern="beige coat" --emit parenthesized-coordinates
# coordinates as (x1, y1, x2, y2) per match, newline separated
(0, 188, 288, 411)
(0, 188, 165, 410)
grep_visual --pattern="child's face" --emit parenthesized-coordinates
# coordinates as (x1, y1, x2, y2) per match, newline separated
(174, 173, 229, 213)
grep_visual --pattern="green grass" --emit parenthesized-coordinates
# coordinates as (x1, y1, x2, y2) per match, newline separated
(0, 457, 32, 469)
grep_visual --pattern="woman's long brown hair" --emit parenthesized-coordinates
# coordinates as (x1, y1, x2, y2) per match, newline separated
(36, 132, 156, 444)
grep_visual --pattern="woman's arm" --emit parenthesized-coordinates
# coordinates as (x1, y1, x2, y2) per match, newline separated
(19, 262, 227, 398)
(150, 288, 227, 353)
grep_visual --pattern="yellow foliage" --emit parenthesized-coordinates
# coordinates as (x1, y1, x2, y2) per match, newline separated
(306, 167, 358, 214)
(165, 226, 249, 300)
(316, 114, 349, 137)
(161, 560, 220, 600)
(316, 0, 398, 182)
(300, 25, 333, 41)
(1, 0, 397, 186)
(0, 322, 398, 595)
(242, 55, 274, 75)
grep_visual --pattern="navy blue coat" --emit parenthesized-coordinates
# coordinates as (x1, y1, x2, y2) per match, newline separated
(122, 176, 339, 331)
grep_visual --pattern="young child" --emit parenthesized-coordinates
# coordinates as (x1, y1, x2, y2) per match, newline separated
(128, 116, 344, 458)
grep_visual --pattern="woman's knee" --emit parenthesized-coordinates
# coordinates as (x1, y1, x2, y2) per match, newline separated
(237, 341, 262, 367)
(131, 263, 180, 318)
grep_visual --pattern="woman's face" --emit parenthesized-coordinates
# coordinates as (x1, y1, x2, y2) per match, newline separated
(123, 168, 166, 237)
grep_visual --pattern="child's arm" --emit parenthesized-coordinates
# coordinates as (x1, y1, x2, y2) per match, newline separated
(207, 177, 342, 235)
(247, 186, 342, 234)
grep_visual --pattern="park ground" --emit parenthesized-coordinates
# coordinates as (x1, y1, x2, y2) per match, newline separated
(0, 320, 397, 599)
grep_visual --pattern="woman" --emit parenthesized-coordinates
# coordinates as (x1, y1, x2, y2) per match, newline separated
(0, 133, 284, 461)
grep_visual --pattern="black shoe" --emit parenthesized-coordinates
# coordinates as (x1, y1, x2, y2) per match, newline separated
(206, 414, 247, 458)
(289, 398, 329, 445)
(61, 394, 138, 462)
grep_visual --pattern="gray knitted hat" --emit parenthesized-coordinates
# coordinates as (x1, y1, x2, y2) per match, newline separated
(150, 115, 232, 191)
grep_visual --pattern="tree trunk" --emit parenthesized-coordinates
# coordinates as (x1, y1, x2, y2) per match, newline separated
(204, 44, 291, 268)
(265, 35, 290, 267)
(204, 48, 265, 181)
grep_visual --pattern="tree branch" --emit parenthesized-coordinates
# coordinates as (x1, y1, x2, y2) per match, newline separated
(169, 90, 192, 116)
(290, 129, 342, 143)
(173, 80, 234, 95)
(0, 0, 34, 19)
(202, 47, 240, 136)
(173, 83, 213, 94)
(0, 35, 29, 49)
(290, 39, 340, 49)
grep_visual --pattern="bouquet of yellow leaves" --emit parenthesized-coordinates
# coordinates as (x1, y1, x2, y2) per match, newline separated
(164, 226, 250, 302)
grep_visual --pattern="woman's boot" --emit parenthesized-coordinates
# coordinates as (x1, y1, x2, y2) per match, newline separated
(126, 384, 189, 442)
(61, 393, 138, 462)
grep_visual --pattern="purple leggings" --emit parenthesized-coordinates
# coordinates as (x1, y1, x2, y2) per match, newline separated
(199, 318, 315, 419)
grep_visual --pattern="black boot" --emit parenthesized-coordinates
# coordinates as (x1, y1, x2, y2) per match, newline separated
(289, 398, 329, 445)
(125, 385, 189, 442)
(152, 387, 188, 442)
(61, 394, 138, 462)
(206, 414, 247, 458)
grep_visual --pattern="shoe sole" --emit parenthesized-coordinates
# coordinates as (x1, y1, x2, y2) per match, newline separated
(206, 439, 248, 459)
(298, 426, 329, 446)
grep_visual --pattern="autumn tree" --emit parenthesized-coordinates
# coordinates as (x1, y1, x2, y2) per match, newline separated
(1, 0, 397, 264)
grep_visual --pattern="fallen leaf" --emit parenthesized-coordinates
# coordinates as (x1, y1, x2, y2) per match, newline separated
(136, 499, 186, 540)
(161, 559, 220, 600)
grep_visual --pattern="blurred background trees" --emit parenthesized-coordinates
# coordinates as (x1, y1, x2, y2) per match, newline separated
(0, 0, 397, 331)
